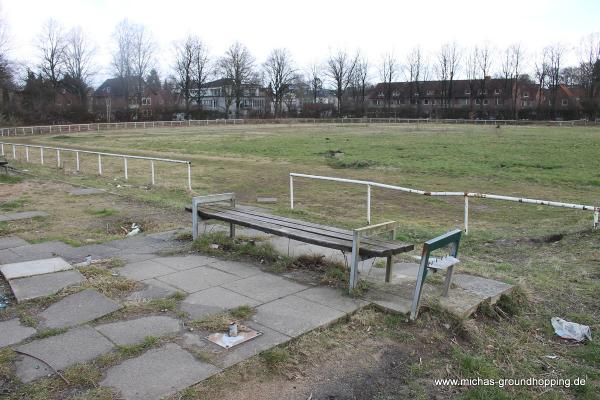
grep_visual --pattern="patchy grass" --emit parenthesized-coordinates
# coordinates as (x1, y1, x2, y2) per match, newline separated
(0, 173, 23, 184)
(85, 207, 120, 217)
(62, 363, 102, 387)
(74, 264, 137, 298)
(0, 347, 16, 380)
(0, 197, 26, 211)
(31, 327, 68, 340)
(116, 336, 159, 357)
(260, 347, 290, 369)
(189, 306, 256, 331)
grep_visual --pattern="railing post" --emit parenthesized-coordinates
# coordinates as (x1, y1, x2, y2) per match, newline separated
(594, 209, 599, 229)
(367, 184, 371, 225)
(187, 163, 192, 191)
(12, 144, 16, 159)
(464, 195, 469, 235)
(290, 174, 294, 209)
(76, 151, 80, 172)
(0, 143, 3, 155)
(124, 157, 128, 180)
(40, 147, 44, 164)
(150, 160, 155, 185)
(98, 154, 102, 175)
(25, 146, 29, 162)
(56, 150, 61, 168)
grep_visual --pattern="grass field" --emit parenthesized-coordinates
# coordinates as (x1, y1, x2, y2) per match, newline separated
(2, 122, 600, 399)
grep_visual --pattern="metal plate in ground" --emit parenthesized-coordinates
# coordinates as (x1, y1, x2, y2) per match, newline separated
(206, 328, 262, 349)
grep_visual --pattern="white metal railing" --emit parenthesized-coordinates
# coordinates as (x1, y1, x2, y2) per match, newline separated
(289, 173, 600, 234)
(1, 142, 192, 191)
(0, 117, 596, 137)
(0, 119, 245, 137)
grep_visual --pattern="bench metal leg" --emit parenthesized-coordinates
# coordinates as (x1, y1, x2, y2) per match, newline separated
(410, 258, 428, 321)
(230, 223, 236, 238)
(385, 255, 392, 283)
(442, 265, 454, 297)
(349, 232, 360, 291)
(191, 198, 200, 240)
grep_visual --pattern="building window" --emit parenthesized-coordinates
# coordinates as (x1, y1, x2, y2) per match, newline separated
(496, 98, 502, 105)
(523, 92, 529, 98)
(464, 99, 469, 105)
(495, 89, 501, 95)
(522, 100, 529, 107)
(561, 99, 568, 106)
(432, 100, 436, 105)
(475, 99, 481, 105)
(426, 90, 433, 95)
(465, 89, 471, 95)
(377, 91, 384, 97)
(483, 99, 489, 105)
(142, 97, 151, 106)
(423, 99, 429, 105)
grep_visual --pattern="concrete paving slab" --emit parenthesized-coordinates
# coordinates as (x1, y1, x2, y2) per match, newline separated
(0, 236, 29, 250)
(0, 318, 36, 348)
(10, 270, 86, 302)
(127, 280, 178, 301)
(153, 255, 214, 271)
(252, 295, 344, 337)
(100, 343, 221, 400)
(210, 259, 262, 278)
(439, 287, 487, 319)
(59, 244, 120, 263)
(181, 286, 261, 319)
(95, 316, 182, 346)
(452, 273, 513, 303)
(367, 295, 412, 315)
(39, 289, 123, 329)
(215, 323, 291, 368)
(295, 286, 368, 313)
(366, 262, 420, 284)
(222, 273, 308, 303)
(0, 211, 48, 222)
(0, 257, 72, 280)
(69, 188, 105, 196)
(15, 326, 114, 382)
(115, 252, 157, 263)
(10, 242, 75, 262)
(157, 266, 239, 293)
(145, 230, 181, 241)
(0, 249, 21, 264)
(118, 259, 177, 281)
(256, 197, 278, 203)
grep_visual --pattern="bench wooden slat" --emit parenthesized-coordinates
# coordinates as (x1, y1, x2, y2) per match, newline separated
(194, 207, 412, 257)
(202, 205, 401, 251)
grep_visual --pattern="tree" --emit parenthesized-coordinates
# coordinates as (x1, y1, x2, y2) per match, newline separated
(174, 35, 197, 113)
(64, 26, 95, 103)
(436, 42, 460, 114)
(307, 64, 322, 104)
(193, 39, 210, 110)
(111, 19, 156, 107)
(351, 55, 369, 115)
(500, 44, 524, 119)
(218, 42, 255, 118)
(405, 47, 426, 117)
(546, 44, 566, 118)
(37, 19, 67, 87)
(263, 48, 295, 117)
(379, 52, 397, 115)
(325, 49, 358, 115)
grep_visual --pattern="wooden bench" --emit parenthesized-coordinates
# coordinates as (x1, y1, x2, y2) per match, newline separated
(187, 193, 414, 290)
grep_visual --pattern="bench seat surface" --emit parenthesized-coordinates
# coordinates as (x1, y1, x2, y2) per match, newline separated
(189, 205, 413, 258)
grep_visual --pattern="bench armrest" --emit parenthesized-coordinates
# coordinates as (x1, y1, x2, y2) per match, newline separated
(191, 193, 235, 240)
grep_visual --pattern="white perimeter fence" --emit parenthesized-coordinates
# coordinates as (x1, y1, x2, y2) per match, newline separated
(1, 142, 192, 191)
(0, 117, 597, 137)
(289, 173, 600, 234)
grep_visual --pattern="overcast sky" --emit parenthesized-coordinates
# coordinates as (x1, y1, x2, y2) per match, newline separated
(3, 0, 600, 86)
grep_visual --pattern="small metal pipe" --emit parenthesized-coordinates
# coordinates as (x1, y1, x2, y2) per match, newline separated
(25, 146, 29, 162)
(98, 154, 102, 175)
(56, 150, 60, 167)
(76, 151, 80, 172)
(290, 174, 294, 209)
(124, 157, 128, 180)
(12, 144, 16, 159)
(40, 148, 44, 164)
(187, 163, 192, 191)
(367, 184, 371, 225)
(464, 196, 469, 235)
(151, 160, 155, 185)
